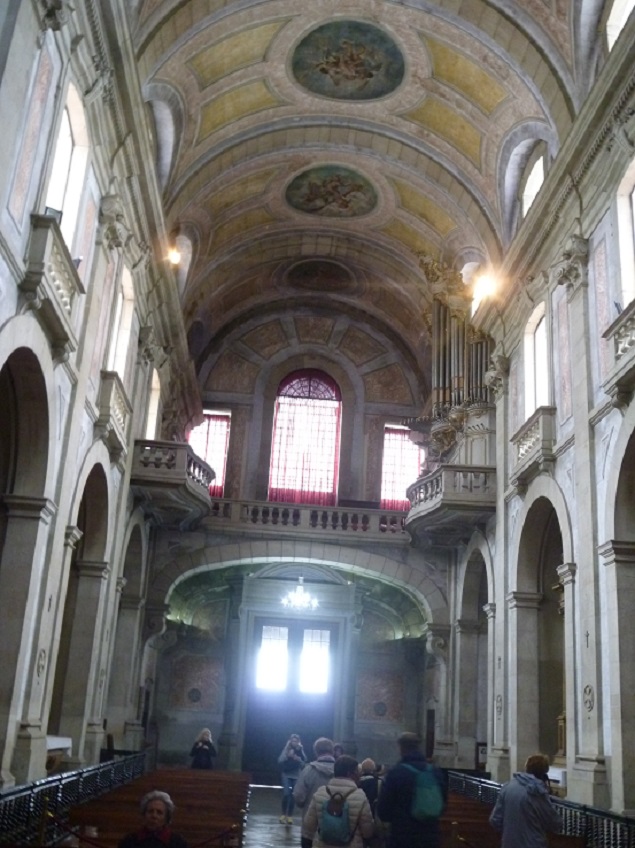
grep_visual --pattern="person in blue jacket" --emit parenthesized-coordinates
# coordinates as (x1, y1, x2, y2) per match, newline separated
(376, 732, 447, 848)
(489, 753, 561, 848)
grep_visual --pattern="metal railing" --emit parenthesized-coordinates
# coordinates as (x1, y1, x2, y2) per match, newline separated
(0, 752, 146, 846)
(448, 771, 635, 848)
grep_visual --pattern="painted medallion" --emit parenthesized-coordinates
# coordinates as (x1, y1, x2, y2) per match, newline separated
(292, 20, 405, 101)
(286, 166, 377, 218)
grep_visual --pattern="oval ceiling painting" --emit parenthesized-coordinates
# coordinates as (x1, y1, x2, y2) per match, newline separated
(292, 20, 405, 101)
(286, 166, 378, 218)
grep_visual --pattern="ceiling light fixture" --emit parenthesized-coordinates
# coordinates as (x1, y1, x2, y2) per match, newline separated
(281, 576, 319, 611)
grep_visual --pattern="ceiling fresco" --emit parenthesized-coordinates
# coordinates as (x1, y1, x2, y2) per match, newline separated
(285, 166, 378, 217)
(291, 20, 406, 101)
(132, 0, 590, 394)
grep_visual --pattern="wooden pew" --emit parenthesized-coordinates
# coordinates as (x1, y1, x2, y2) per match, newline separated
(67, 769, 251, 848)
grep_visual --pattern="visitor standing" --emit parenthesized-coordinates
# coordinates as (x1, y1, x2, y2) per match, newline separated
(278, 732, 307, 824)
(489, 753, 561, 848)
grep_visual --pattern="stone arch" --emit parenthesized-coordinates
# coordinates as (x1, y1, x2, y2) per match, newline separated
(0, 316, 57, 496)
(106, 512, 148, 748)
(603, 402, 635, 542)
(508, 480, 569, 772)
(510, 475, 574, 586)
(453, 530, 491, 768)
(49, 455, 113, 762)
(599, 407, 635, 811)
(0, 323, 56, 785)
(148, 540, 449, 626)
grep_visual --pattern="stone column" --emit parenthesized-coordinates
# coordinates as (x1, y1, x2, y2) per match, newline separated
(551, 237, 606, 800)
(0, 494, 56, 788)
(57, 559, 110, 767)
(453, 618, 481, 767)
(106, 581, 145, 748)
(425, 624, 452, 764)
(556, 563, 577, 765)
(337, 597, 361, 749)
(485, 342, 511, 782)
(220, 576, 244, 770)
(598, 541, 635, 813)
(507, 591, 542, 768)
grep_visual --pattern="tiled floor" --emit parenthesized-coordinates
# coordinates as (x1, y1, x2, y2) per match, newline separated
(243, 785, 301, 848)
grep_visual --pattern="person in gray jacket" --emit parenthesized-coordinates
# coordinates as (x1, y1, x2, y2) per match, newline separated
(293, 737, 336, 848)
(489, 753, 561, 848)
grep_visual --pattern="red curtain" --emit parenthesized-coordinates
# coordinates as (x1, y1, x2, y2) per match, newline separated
(380, 426, 423, 511)
(188, 413, 230, 498)
(268, 394, 341, 506)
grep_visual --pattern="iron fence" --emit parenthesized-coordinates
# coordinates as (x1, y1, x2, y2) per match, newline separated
(0, 752, 146, 846)
(448, 770, 635, 848)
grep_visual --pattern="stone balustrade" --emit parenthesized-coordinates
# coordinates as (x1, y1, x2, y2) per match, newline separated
(509, 406, 557, 493)
(602, 297, 635, 408)
(95, 370, 132, 465)
(203, 499, 409, 542)
(20, 214, 85, 361)
(405, 464, 496, 544)
(131, 441, 215, 529)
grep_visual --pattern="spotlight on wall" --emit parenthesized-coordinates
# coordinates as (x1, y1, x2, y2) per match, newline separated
(167, 226, 181, 265)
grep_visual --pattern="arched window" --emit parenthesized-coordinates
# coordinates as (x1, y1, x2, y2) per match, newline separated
(145, 369, 162, 439)
(268, 370, 342, 506)
(380, 425, 424, 511)
(106, 266, 135, 389)
(188, 411, 231, 498)
(521, 155, 545, 218)
(45, 83, 89, 250)
(615, 157, 635, 309)
(524, 303, 550, 419)
(606, 0, 635, 49)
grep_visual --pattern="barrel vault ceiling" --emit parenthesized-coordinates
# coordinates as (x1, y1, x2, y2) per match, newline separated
(131, 1, 593, 389)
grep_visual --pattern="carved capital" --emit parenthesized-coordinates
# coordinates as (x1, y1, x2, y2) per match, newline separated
(98, 194, 132, 250)
(41, 0, 70, 31)
(484, 343, 509, 397)
(549, 235, 589, 293)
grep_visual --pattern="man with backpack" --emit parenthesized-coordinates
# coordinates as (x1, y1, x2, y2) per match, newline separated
(376, 732, 447, 848)
(304, 755, 375, 848)
(294, 737, 337, 848)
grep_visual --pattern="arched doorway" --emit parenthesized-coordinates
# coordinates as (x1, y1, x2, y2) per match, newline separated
(49, 464, 110, 765)
(455, 549, 489, 770)
(0, 347, 51, 785)
(107, 522, 146, 749)
(513, 496, 564, 765)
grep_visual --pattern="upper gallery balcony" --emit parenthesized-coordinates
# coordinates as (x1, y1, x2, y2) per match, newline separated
(21, 213, 85, 363)
(130, 440, 215, 530)
(509, 406, 557, 495)
(602, 297, 635, 409)
(201, 499, 410, 546)
(405, 464, 497, 545)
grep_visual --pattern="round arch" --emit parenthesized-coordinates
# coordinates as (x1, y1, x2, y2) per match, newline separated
(0, 316, 58, 496)
(509, 475, 574, 591)
(603, 402, 635, 541)
(147, 540, 449, 626)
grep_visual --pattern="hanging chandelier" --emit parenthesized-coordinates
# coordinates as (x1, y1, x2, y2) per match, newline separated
(281, 576, 319, 610)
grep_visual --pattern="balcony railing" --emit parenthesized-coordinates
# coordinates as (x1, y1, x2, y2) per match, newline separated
(509, 406, 557, 494)
(130, 441, 214, 530)
(602, 297, 635, 408)
(405, 464, 496, 544)
(95, 371, 132, 465)
(202, 499, 409, 543)
(20, 214, 85, 362)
